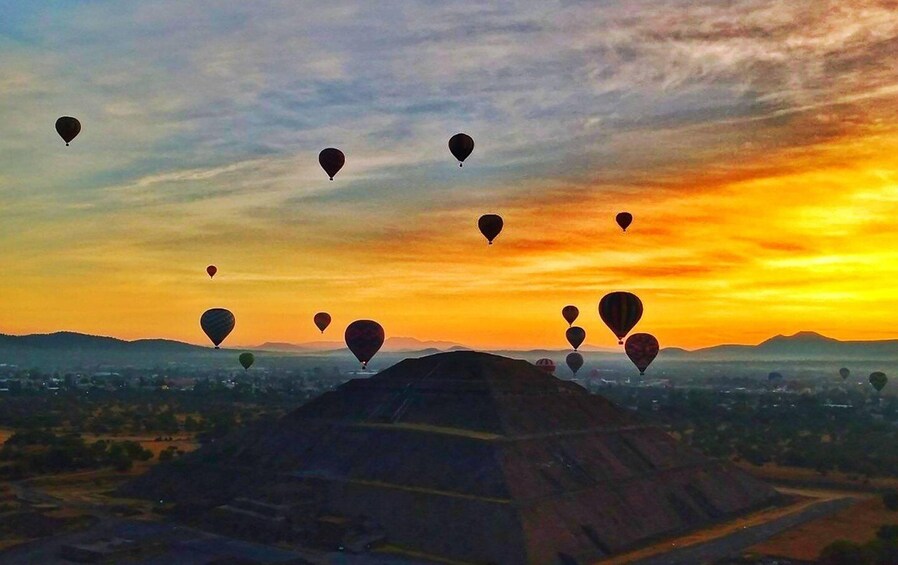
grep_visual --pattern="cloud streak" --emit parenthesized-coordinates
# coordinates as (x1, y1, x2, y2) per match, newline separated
(1, 1, 897, 347)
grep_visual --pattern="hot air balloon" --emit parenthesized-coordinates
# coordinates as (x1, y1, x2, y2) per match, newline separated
(55, 116, 81, 146)
(200, 308, 235, 349)
(562, 305, 579, 327)
(566, 326, 586, 351)
(319, 148, 345, 180)
(625, 333, 659, 375)
(566, 352, 584, 376)
(768, 371, 784, 382)
(314, 312, 332, 334)
(345, 320, 385, 369)
(239, 352, 255, 370)
(616, 212, 633, 232)
(535, 358, 555, 374)
(448, 133, 474, 166)
(839, 367, 850, 380)
(599, 291, 643, 344)
(206, 265, 217, 279)
(870, 371, 888, 392)
(478, 214, 503, 244)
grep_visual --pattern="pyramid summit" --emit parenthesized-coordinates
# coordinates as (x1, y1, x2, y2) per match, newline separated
(126, 351, 779, 564)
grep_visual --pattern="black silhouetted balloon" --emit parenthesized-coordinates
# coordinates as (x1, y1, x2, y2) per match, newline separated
(616, 212, 633, 232)
(239, 352, 255, 370)
(870, 371, 888, 392)
(566, 326, 586, 351)
(55, 116, 81, 146)
(314, 312, 332, 333)
(625, 333, 659, 375)
(478, 214, 503, 244)
(562, 305, 579, 327)
(599, 291, 643, 344)
(345, 320, 385, 369)
(206, 265, 217, 279)
(448, 133, 474, 166)
(839, 367, 850, 380)
(535, 358, 555, 374)
(319, 148, 345, 180)
(200, 308, 235, 349)
(566, 352, 584, 376)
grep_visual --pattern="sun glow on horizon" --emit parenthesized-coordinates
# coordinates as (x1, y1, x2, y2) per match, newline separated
(2, 3, 898, 350)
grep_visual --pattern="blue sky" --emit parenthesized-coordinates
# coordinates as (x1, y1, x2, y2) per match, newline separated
(1, 1, 898, 348)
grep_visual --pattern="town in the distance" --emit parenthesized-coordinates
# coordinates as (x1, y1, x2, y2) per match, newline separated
(0, 328, 895, 564)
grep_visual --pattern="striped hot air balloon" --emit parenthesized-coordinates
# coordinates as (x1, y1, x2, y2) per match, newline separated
(535, 358, 555, 374)
(599, 291, 643, 345)
(200, 308, 235, 349)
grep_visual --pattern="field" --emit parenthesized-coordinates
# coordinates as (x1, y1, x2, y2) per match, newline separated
(738, 461, 898, 492)
(600, 490, 837, 564)
(750, 495, 896, 561)
(0, 427, 201, 552)
(81, 434, 200, 459)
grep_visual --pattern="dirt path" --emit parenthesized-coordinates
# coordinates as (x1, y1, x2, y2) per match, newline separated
(600, 488, 859, 564)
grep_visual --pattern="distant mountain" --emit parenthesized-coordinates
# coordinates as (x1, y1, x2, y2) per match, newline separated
(255, 336, 469, 353)
(3, 329, 898, 369)
(0, 331, 215, 369)
(662, 331, 898, 361)
(383, 337, 468, 352)
(0, 331, 201, 353)
(256, 341, 343, 352)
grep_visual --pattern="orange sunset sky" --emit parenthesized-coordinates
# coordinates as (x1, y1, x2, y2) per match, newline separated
(1, 2, 897, 349)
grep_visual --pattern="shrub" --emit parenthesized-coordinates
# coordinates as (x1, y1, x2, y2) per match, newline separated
(819, 540, 872, 565)
(883, 491, 898, 511)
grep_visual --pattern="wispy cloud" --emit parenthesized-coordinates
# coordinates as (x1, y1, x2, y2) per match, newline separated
(1, 1, 897, 346)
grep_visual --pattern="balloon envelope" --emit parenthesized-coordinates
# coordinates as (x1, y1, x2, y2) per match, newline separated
(616, 212, 633, 232)
(566, 352, 584, 376)
(314, 312, 332, 333)
(55, 116, 81, 145)
(566, 326, 586, 351)
(318, 148, 345, 180)
(870, 371, 888, 392)
(448, 133, 474, 166)
(345, 320, 385, 369)
(599, 291, 643, 344)
(478, 214, 503, 244)
(239, 352, 255, 370)
(206, 265, 217, 278)
(768, 371, 783, 382)
(561, 305, 579, 327)
(200, 308, 235, 349)
(535, 358, 555, 374)
(625, 333, 659, 375)
(839, 367, 850, 380)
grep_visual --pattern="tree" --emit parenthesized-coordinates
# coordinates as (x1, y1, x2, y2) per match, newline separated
(819, 540, 872, 565)
(877, 525, 898, 540)
(884, 492, 898, 511)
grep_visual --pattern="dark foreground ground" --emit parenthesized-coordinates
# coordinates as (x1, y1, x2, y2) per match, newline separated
(629, 495, 856, 564)
(0, 486, 858, 565)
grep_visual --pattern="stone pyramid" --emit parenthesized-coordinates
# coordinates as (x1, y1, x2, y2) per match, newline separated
(127, 352, 779, 564)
